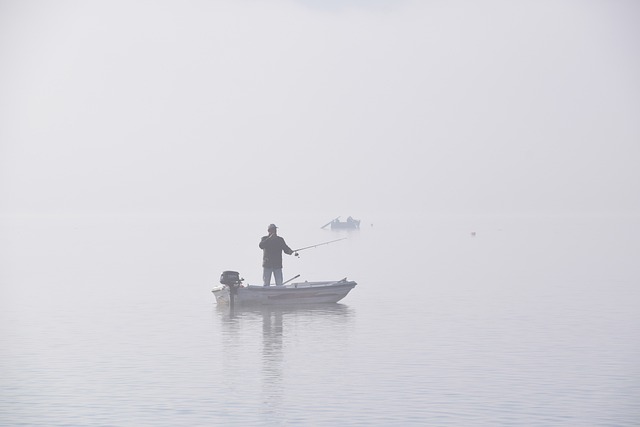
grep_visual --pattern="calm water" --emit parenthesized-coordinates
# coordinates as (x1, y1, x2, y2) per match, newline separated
(1, 213, 639, 426)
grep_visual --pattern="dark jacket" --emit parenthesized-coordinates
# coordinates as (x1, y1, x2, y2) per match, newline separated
(259, 235, 293, 268)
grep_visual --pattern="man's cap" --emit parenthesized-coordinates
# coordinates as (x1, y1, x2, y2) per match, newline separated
(268, 223, 277, 230)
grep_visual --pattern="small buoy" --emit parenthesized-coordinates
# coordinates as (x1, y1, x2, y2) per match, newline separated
(471, 232, 476, 237)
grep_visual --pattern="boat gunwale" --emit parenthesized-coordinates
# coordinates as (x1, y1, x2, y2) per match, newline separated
(245, 280, 356, 291)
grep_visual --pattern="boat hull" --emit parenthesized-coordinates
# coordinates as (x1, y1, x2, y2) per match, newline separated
(212, 280, 357, 306)
(330, 221, 360, 229)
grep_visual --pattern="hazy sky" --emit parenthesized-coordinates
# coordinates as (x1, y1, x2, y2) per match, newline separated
(1, 0, 639, 217)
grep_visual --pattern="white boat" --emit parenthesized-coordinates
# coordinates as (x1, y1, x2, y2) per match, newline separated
(321, 216, 361, 230)
(212, 278, 357, 306)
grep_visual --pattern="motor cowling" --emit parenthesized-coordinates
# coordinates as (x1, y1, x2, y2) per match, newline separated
(220, 270, 242, 286)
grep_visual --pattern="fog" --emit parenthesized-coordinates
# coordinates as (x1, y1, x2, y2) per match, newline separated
(2, 4, 640, 424)
(1, 0, 639, 219)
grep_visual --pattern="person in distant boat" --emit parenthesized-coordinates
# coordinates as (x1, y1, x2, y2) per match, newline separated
(259, 223, 294, 287)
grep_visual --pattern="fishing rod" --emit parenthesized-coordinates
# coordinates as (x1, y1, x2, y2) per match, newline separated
(293, 237, 347, 256)
(320, 216, 340, 229)
(282, 274, 300, 285)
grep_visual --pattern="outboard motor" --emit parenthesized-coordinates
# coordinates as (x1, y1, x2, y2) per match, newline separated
(220, 270, 242, 286)
(220, 271, 243, 308)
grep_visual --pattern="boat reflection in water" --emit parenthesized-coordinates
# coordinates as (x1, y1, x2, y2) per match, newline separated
(215, 303, 356, 420)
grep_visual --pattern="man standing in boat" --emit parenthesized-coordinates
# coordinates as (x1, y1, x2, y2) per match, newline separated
(259, 223, 294, 287)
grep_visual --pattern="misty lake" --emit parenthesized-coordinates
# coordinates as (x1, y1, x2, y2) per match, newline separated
(1, 213, 638, 426)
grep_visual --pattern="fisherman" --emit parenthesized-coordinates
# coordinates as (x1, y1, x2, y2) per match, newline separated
(259, 224, 294, 286)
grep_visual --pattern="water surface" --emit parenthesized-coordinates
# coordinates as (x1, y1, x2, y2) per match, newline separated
(1, 213, 638, 425)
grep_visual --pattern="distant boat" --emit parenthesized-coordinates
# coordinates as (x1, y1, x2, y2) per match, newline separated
(212, 278, 357, 306)
(321, 216, 361, 230)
